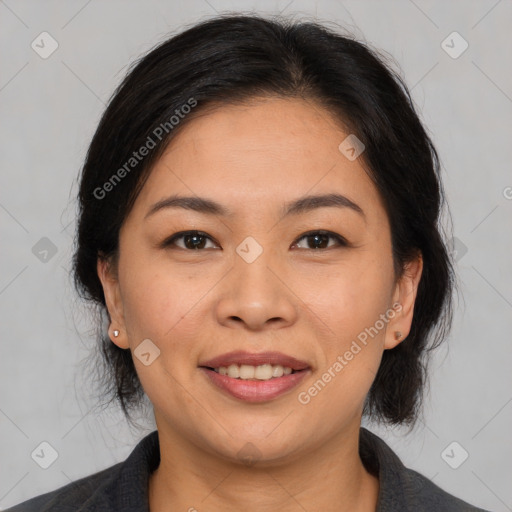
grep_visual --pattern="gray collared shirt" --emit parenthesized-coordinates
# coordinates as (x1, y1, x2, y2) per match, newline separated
(5, 428, 491, 511)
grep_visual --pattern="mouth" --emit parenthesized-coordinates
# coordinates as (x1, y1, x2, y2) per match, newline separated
(198, 351, 311, 402)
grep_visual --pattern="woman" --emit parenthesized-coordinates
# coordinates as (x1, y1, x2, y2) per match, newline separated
(6, 14, 490, 512)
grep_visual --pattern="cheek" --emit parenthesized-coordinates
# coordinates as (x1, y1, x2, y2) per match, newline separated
(117, 262, 203, 400)
(116, 240, 185, 341)
(121, 271, 197, 342)
(295, 249, 395, 414)
(118, 251, 218, 372)
(302, 252, 395, 342)
(295, 264, 392, 424)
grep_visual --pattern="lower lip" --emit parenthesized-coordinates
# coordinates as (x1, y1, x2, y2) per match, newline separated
(199, 367, 310, 402)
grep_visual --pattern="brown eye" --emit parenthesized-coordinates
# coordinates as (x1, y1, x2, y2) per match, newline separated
(163, 231, 218, 250)
(293, 230, 347, 250)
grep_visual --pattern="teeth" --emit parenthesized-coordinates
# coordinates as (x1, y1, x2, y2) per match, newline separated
(227, 364, 240, 378)
(272, 365, 284, 378)
(239, 364, 255, 379)
(215, 364, 296, 380)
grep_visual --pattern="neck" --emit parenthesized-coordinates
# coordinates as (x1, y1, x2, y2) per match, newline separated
(148, 420, 379, 512)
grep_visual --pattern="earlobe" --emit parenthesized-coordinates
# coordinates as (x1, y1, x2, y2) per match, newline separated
(384, 253, 423, 350)
(97, 257, 129, 349)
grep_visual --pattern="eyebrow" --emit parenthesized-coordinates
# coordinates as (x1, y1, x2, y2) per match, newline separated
(145, 193, 365, 220)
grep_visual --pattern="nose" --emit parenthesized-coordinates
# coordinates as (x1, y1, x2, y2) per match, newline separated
(215, 250, 298, 331)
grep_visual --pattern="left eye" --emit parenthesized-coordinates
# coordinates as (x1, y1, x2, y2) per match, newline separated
(292, 230, 347, 250)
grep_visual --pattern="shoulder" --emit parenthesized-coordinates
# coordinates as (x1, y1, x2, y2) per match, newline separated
(359, 427, 491, 512)
(2, 463, 123, 512)
(3, 430, 160, 512)
(398, 465, 491, 511)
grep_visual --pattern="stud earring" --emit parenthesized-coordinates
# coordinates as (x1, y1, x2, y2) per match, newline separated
(394, 331, 403, 340)
(113, 329, 120, 338)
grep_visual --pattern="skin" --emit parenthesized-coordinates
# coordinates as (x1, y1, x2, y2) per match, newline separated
(98, 96, 422, 512)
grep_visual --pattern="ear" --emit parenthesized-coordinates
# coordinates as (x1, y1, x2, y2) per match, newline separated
(384, 252, 423, 350)
(97, 256, 129, 349)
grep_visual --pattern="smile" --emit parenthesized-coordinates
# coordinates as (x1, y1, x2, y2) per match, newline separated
(198, 351, 311, 402)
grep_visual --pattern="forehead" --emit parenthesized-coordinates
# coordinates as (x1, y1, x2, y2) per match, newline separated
(170, 97, 349, 159)
(131, 97, 385, 221)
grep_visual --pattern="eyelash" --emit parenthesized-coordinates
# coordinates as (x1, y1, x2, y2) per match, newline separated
(161, 230, 348, 251)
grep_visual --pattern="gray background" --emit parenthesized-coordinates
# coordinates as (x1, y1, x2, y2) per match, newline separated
(1, 0, 511, 510)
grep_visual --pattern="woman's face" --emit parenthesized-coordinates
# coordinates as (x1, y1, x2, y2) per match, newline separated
(99, 97, 421, 464)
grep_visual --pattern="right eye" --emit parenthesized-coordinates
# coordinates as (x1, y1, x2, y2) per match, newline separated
(162, 231, 219, 250)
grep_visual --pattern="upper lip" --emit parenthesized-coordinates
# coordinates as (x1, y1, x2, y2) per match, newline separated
(199, 351, 310, 371)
